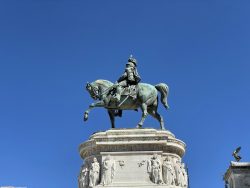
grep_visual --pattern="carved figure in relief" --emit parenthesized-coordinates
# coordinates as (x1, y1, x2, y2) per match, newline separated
(78, 163, 89, 188)
(181, 163, 188, 187)
(89, 157, 100, 187)
(101, 155, 115, 186)
(147, 154, 163, 184)
(162, 157, 175, 185)
(174, 159, 185, 186)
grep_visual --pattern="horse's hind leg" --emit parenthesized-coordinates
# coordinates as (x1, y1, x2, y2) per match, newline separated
(108, 110, 115, 128)
(148, 108, 165, 130)
(137, 103, 148, 128)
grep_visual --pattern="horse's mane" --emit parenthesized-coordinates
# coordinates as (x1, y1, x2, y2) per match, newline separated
(94, 79, 113, 88)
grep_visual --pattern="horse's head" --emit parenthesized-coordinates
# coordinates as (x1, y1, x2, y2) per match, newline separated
(86, 82, 100, 100)
(85, 79, 113, 100)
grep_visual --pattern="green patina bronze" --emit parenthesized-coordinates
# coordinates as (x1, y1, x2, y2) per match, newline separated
(84, 56, 169, 129)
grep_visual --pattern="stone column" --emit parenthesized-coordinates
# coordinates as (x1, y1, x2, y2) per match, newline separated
(78, 128, 188, 188)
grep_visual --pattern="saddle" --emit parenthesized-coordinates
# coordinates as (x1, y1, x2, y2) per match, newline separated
(108, 85, 138, 108)
(121, 85, 138, 99)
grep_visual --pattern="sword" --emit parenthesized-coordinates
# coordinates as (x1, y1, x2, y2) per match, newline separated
(118, 95, 130, 107)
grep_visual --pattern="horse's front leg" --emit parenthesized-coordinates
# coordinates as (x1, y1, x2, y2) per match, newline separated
(84, 101, 105, 121)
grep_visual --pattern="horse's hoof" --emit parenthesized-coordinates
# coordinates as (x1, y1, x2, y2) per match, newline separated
(84, 115, 88, 122)
(160, 125, 166, 130)
(84, 112, 89, 122)
(136, 124, 142, 129)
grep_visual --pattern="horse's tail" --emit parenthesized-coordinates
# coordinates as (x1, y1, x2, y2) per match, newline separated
(155, 83, 169, 110)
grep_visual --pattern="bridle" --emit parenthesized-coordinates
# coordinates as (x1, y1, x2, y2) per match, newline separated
(86, 82, 98, 99)
(86, 82, 115, 100)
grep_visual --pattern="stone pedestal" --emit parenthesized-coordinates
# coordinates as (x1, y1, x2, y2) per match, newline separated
(224, 161, 250, 188)
(78, 128, 188, 188)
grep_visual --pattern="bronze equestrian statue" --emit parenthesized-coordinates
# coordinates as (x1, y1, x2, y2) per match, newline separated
(83, 56, 169, 130)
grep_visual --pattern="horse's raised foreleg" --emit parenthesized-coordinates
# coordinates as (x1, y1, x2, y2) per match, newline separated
(137, 103, 148, 128)
(84, 101, 105, 121)
(108, 110, 115, 129)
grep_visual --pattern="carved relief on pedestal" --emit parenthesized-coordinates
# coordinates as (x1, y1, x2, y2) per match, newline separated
(118, 160, 125, 168)
(101, 155, 116, 186)
(147, 154, 163, 184)
(89, 157, 100, 188)
(162, 156, 176, 186)
(79, 129, 187, 187)
(181, 163, 188, 187)
(173, 158, 188, 187)
(138, 160, 146, 167)
(78, 163, 89, 188)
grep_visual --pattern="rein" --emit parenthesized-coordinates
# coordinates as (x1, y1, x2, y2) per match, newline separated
(95, 84, 115, 99)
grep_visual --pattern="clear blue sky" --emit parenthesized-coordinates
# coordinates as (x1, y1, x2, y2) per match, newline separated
(0, 0, 250, 187)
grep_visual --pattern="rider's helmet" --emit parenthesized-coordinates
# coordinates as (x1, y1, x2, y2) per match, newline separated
(126, 62, 135, 68)
(127, 55, 137, 67)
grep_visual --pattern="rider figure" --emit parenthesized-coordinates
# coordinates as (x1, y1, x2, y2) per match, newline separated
(114, 55, 141, 102)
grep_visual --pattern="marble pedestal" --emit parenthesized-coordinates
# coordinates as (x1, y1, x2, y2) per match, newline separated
(78, 128, 188, 188)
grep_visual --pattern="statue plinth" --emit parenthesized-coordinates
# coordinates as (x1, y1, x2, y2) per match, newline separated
(224, 161, 250, 188)
(78, 128, 188, 188)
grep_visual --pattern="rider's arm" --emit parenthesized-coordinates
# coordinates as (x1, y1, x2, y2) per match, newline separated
(117, 71, 127, 82)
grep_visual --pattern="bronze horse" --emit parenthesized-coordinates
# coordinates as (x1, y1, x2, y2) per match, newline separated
(84, 79, 169, 129)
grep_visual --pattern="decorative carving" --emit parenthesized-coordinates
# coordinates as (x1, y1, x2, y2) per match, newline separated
(78, 163, 89, 188)
(181, 163, 188, 187)
(89, 157, 100, 187)
(101, 155, 115, 186)
(118, 160, 125, 168)
(147, 154, 163, 184)
(138, 160, 146, 167)
(162, 157, 175, 185)
(79, 129, 186, 159)
(78, 129, 187, 187)
(173, 159, 187, 187)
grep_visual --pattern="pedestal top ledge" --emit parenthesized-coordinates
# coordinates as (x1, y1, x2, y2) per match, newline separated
(79, 128, 186, 159)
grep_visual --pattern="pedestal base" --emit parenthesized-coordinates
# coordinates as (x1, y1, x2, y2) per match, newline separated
(78, 128, 188, 188)
(224, 161, 250, 188)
